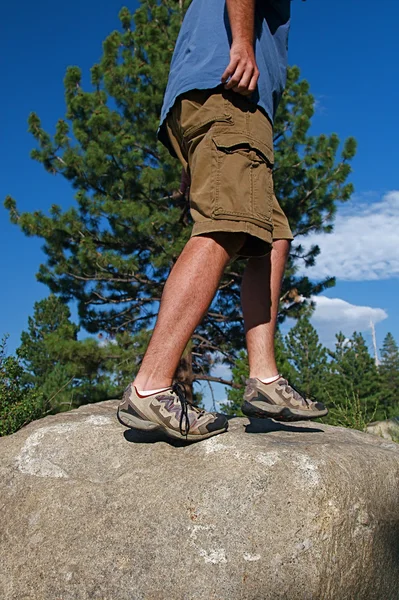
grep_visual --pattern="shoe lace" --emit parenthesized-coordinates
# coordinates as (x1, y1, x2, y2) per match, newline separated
(280, 379, 311, 408)
(172, 381, 205, 438)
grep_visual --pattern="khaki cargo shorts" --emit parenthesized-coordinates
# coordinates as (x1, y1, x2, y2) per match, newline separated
(165, 85, 294, 258)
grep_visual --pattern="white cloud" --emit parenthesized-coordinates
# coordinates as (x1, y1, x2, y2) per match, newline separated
(287, 295, 388, 349)
(210, 361, 232, 381)
(311, 295, 388, 328)
(296, 190, 399, 281)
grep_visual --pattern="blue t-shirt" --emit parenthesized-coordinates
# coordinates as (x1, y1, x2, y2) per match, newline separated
(157, 0, 290, 157)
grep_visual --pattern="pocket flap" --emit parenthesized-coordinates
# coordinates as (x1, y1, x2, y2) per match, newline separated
(212, 132, 274, 166)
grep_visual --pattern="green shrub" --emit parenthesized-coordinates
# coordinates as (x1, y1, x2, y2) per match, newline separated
(324, 389, 378, 432)
(0, 336, 45, 436)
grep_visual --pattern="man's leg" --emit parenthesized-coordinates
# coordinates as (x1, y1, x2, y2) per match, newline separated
(241, 239, 290, 379)
(240, 238, 328, 421)
(133, 231, 246, 391)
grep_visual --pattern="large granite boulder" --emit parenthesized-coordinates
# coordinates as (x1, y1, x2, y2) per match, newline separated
(367, 417, 399, 443)
(1, 401, 398, 600)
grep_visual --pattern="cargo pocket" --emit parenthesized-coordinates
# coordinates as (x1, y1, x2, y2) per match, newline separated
(211, 132, 274, 230)
(181, 91, 234, 141)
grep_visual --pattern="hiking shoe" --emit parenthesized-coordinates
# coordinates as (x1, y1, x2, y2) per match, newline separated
(117, 381, 228, 441)
(241, 377, 328, 421)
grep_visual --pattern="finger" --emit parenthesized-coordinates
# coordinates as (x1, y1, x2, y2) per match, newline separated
(247, 69, 260, 93)
(233, 68, 259, 96)
(232, 85, 252, 96)
(224, 64, 246, 90)
(232, 67, 254, 95)
(221, 57, 239, 83)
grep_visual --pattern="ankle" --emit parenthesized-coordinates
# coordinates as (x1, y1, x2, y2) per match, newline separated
(249, 372, 280, 383)
(259, 374, 280, 384)
(133, 377, 173, 392)
(134, 385, 172, 398)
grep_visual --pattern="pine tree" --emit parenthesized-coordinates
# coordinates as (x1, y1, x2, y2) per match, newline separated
(326, 332, 383, 426)
(17, 295, 118, 411)
(4, 0, 356, 399)
(379, 332, 399, 417)
(285, 315, 328, 401)
(18, 295, 78, 386)
(0, 336, 43, 436)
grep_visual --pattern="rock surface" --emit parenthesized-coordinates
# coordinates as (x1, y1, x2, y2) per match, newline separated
(367, 417, 399, 443)
(1, 401, 399, 600)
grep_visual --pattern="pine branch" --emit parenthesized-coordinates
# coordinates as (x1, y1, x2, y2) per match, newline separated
(195, 374, 241, 389)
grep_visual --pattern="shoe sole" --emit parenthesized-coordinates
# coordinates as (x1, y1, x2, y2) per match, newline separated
(241, 401, 328, 422)
(117, 407, 227, 441)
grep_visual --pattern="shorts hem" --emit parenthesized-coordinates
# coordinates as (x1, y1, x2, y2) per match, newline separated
(272, 229, 294, 241)
(191, 219, 273, 257)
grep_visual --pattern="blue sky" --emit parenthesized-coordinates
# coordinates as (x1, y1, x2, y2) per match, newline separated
(1, 0, 398, 401)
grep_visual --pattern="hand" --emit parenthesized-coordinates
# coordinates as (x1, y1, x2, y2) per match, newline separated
(221, 40, 259, 96)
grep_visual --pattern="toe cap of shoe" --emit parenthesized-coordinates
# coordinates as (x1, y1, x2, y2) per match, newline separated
(207, 413, 228, 432)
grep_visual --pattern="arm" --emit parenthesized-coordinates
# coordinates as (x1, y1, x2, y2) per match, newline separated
(221, 0, 259, 96)
(226, 0, 256, 47)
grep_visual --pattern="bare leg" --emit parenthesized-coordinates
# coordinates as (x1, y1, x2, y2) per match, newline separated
(134, 232, 246, 390)
(241, 239, 290, 379)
